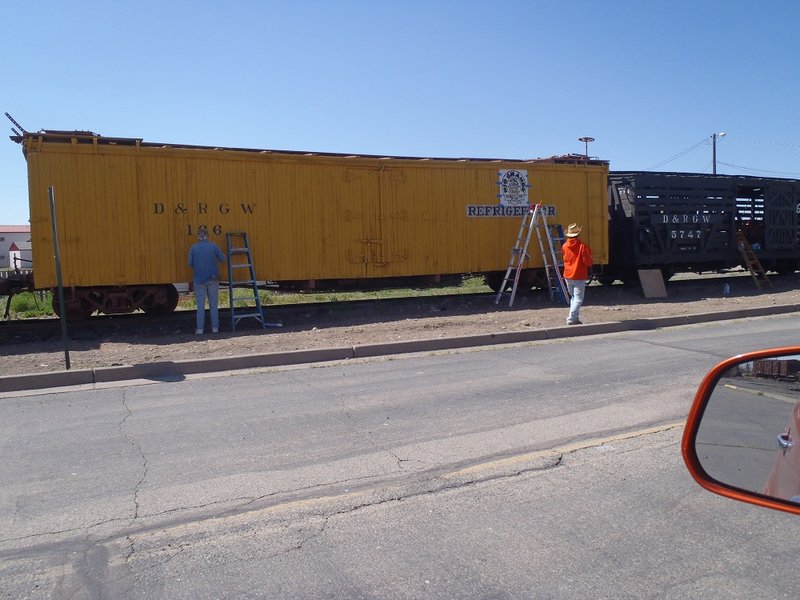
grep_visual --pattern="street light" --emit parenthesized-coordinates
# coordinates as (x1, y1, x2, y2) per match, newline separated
(711, 132, 726, 175)
(578, 136, 595, 158)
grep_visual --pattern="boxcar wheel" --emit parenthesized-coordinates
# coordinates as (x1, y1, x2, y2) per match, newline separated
(485, 271, 507, 293)
(142, 285, 180, 315)
(596, 275, 616, 286)
(485, 270, 538, 295)
(618, 270, 640, 287)
(774, 259, 797, 276)
(51, 295, 94, 321)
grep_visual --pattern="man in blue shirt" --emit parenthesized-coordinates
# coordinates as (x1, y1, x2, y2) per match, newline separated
(188, 226, 226, 334)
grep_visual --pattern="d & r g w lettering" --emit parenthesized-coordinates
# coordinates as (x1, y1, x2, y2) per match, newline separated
(152, 202, 256, 215)
(662, 214, 711, 224)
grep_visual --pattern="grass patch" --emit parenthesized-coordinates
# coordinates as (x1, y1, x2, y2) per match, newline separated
(2, 292, 53, 318)
(261, 275, 489, 306)
(5, 276, 492, 318)
(181, 276, 490, 311)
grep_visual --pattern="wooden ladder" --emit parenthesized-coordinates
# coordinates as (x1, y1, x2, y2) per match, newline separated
(735, 231, 771, 290)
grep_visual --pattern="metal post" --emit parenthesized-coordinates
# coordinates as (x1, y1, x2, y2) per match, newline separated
(712, 134, 717, 175)
(48, 186, 70, 370)
(578, 136, 595, 159)
(711, 132, 725, 175)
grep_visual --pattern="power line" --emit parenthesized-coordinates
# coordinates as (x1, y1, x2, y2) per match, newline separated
(696, 160, 712, 174)
(644, 134, 800, 174)
(716, 161, 800, 177)
(645, 137, 708, 171)
(727, 136, 800, 149)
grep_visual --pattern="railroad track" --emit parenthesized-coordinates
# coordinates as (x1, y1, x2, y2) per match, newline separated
(0, 291, 494, 344)
(0, 271, 788, 346)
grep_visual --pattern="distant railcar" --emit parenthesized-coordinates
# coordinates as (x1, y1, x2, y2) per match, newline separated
(752, 359, 800, 379)
(13, 130, 609, 317)
(606, 171, 800, 283)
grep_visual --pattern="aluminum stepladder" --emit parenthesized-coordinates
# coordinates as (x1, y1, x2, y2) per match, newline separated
(494, 204, 570, 307)
(225, 232, 278, 332)
(541, 222, 569, 304)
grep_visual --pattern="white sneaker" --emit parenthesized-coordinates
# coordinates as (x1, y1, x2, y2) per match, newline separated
(212, 327, 219, 334)
(195, 329, 203, 335)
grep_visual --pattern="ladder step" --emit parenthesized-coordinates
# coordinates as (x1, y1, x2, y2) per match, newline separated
(735, 230, 771, 289)
(495, 204, 569, 307)
(226, 231, 270, 331)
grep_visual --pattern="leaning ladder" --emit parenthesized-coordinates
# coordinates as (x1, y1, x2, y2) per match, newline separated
(532, 206, 570, 304)
(735, 231, 771, 290)
(494, 204, 569, 307)
(545, 223, 568, 304)
(226, 232, 268, 332)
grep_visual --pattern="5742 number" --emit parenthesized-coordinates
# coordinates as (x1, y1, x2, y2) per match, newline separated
(671, 229, 702, 239)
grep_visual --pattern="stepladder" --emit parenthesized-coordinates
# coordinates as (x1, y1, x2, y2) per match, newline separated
(545, 223, 568, 304)
(735, 231, 771, 290)
(494, 204, 570, 307)
(226, 232, 282, 332)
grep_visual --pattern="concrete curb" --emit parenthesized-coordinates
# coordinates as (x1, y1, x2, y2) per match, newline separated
(3, 304, 799, 394)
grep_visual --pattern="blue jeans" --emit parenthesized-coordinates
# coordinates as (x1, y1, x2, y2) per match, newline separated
(195, 279, 220, 331)
(565, 278, 586, 324)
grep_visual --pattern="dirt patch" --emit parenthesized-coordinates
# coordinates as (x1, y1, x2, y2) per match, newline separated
(3, 272, 799, 377)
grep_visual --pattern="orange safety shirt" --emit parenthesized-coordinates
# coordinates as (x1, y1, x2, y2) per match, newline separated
(562, 237, 593, 280)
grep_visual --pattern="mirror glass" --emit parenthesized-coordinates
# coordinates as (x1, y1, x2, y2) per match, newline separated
(695, 353, 800, 505)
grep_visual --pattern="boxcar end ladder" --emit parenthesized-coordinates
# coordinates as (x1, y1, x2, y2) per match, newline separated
(735, 231, 771, 290)
(226, 232, 279, 332)
(494, 204, 570, 307)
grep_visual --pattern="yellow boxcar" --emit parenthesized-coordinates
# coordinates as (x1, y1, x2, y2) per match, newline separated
(17, 130, 608, 315)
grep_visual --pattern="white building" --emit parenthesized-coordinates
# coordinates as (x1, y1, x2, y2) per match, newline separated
(0, 225, 31, 269)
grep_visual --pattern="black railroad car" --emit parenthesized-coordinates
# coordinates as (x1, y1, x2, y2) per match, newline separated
(605, 171, 800, 283)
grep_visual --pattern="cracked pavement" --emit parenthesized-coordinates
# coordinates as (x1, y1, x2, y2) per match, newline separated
(2, 314, 799, 597)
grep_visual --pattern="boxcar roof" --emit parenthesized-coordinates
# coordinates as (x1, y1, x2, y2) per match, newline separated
(10, 130, 609, 166)
(610, 170, 800, 185)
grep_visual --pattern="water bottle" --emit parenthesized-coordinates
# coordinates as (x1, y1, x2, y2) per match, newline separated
(723, 283, 730, 297)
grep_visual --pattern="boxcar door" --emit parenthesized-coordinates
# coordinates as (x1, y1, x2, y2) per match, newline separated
(340, 166, 380, 279)
(764, 181, 800, 250)
(367, 166, 410, 278)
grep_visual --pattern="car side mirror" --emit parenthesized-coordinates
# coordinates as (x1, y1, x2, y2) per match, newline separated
(682, 347, 800, 515)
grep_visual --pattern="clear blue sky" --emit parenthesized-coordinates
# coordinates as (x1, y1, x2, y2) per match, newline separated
(3, 0, 799, 224)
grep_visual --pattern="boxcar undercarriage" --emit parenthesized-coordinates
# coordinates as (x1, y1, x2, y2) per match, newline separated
(50, 284, 179, 320)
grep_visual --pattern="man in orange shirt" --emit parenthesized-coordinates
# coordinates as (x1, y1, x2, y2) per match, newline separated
(562, 223, 593, 325)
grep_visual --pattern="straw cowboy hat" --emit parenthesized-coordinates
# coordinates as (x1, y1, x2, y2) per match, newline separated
(565, 223, 582, 238)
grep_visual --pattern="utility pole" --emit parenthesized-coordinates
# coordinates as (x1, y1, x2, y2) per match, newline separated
(712, 132, 726, 175)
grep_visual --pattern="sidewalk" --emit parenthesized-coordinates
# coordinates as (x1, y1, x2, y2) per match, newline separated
(3, 304, 798, 394)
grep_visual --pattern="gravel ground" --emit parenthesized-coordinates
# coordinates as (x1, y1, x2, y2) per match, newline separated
(2, 271, 799, 377)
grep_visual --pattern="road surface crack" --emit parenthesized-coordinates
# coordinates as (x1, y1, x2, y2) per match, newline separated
(119, 389, 148, 563)
(339, 403, 419, 472)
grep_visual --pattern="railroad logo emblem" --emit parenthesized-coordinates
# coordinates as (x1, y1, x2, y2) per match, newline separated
(497, 169, 530, 207)
(467, 169, 544, 217)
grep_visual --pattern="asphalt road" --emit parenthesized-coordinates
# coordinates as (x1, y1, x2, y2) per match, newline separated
(2, 315, 800, 598)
